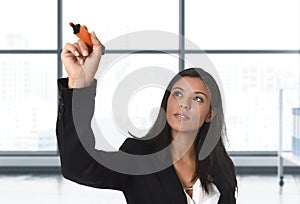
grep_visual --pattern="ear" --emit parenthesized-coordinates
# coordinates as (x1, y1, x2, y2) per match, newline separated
(205, 108, 217, 123)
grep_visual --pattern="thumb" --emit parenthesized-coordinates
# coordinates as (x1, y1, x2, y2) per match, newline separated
(90, 31, 102, 52)
(90, 31, 105, 55)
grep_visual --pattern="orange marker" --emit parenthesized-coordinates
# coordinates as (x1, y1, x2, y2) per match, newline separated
(69, 22, 105, 55)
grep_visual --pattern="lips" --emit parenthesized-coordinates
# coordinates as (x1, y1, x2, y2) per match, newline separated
(174, 113, 190, 120)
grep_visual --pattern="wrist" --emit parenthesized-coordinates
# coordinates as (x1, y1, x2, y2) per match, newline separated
(68, 78, 94, 89)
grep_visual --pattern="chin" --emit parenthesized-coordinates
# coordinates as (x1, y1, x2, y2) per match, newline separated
(170, 125, 199, 134)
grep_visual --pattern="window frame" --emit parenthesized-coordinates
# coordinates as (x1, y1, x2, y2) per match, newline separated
(0, 0, 299, 159)
(0, 0, 62, 156)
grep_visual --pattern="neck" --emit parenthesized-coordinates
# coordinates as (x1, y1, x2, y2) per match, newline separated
(170, 129, 197, 163)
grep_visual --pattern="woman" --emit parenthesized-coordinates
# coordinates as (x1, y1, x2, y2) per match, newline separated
(57, 30, 237, 204)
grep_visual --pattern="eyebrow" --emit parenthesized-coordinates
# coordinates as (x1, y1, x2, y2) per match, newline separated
(172, 87, 208, 99)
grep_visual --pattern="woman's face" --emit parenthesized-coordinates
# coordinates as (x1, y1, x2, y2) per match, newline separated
(166, 76, 212, 136)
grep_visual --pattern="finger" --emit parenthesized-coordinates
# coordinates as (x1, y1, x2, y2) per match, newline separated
(61, 43, 80, 57)
(73, 43, 86, 65)
(77, 39, 89, 57)
(90, 31, 103, 55)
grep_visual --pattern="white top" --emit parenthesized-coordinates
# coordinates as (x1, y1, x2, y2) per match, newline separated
(183, 179, 220, 204)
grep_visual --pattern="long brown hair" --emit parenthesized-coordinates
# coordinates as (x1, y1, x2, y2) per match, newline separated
(135, 68, 237, 204)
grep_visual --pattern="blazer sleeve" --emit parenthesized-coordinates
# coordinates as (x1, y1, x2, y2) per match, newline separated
(56, 78, 128, 191)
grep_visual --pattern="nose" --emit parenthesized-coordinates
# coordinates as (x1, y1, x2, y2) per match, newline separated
(180, 103, 190, 110)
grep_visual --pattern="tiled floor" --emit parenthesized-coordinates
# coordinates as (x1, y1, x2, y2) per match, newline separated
(237, 175, 300, 204)
(0, 174, 299, 204)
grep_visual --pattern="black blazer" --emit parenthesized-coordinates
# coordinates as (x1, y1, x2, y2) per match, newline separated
(56, 78, 229, 204)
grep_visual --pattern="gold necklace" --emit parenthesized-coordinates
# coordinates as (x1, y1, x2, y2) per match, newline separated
(183, 187, 193, 191)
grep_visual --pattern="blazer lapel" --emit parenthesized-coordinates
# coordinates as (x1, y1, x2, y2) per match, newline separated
(156, 165, 187, 204)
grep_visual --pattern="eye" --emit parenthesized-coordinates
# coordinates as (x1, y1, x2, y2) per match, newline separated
(193, 96, 203, 102)
(172, 91, 183, 97)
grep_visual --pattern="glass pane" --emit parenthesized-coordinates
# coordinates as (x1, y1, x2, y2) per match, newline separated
(0, 55, 57, 151)
(63, 0, 178, 50)
(186, 0, 300, 49)
(186, 54, 299, 151)
(0, 0, 57, 50)
(92, 54, 179, 149)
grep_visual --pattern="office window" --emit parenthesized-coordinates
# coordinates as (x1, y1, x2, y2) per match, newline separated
(62, 0, 180, 150)
(0, 0, 299, 154)
(0, 0, 58, 152)
(186, 0, 300, 152)
(185, 54, 299, 151)
(0, 55, 57, 151)
(0, 0, 57, 50)
(94, 54, 178, 149)
(185, 0, 300, 50)
(0, 0, 179, 153)
(63, 0, 178, 50)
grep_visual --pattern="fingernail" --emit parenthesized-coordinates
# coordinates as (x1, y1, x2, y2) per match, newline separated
(75, 51, 79, 56)
(83, 51, 88, 56)
(80, 59, 84, 65)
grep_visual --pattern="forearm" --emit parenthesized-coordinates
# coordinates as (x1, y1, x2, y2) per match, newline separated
(56, 78, 128, 190)
(56, 78, 97, 177)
